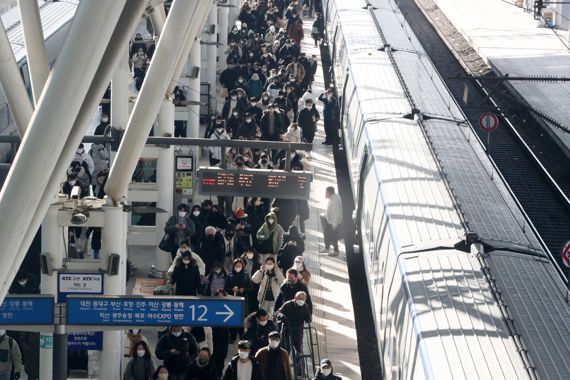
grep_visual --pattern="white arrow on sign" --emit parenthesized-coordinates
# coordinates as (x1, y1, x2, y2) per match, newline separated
(215, 304, 235, 322)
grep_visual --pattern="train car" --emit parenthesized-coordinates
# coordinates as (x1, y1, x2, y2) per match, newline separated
(324, 0, 570, 378)
(0, 0, 78, 160)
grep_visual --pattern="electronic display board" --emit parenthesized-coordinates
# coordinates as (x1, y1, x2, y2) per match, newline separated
(197, 168, 312, 199)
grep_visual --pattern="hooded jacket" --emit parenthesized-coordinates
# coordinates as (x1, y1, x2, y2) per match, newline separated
(256, 212, 284, 254)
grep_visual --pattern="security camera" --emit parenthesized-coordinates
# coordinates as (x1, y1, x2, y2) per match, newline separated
(70, 185, 81, 200)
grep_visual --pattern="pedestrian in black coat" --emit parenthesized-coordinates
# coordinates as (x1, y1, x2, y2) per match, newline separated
(185, 347, 218, 380)
(169, 253, 201, 296)
(155, 326, 198, 378)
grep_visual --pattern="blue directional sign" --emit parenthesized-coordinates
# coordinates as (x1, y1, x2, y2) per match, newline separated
(0, 296, 54, 325)
(66, 296, 245, 327)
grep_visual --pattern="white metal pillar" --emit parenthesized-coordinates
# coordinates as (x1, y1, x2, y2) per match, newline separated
(218, 3, 229, 72)
(151, 99, 175, 276)
(39, 206, 66, 380)
(111, 56, 130, 130)
(188, 41, 201, 138)
(206, 3, 218, 113)
(10, 0, 146, 303)
(228, 0, 239, 30)
(0, 0, 126, 304)
(0, 16, 33, 135)
(106, 0, 212, 202)
(18, 0, 49, 105)
(99, 206, 128, 379)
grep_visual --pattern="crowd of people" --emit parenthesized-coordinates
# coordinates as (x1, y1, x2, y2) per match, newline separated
(143, 3, 344, 380)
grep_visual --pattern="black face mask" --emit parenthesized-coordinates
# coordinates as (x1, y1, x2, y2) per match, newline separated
(206, 235, 215, 241)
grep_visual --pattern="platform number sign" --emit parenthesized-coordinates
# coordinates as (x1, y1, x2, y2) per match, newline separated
(479, 112, 499, 132)
(562, 241, 570, 268)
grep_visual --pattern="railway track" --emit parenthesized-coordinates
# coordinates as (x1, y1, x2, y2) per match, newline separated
(397, 0, 570, 272)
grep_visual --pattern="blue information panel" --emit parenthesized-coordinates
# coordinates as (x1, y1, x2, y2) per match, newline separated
(68, 332, 103, 351)
(66, 296, 245, 327)
(0, 296, 54, 325)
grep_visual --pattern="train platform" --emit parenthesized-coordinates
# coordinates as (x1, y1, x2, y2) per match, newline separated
(422, 0, 570, 154)
(122, 12, 361, 380)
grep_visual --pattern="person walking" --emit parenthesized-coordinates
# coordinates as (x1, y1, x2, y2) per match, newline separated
(0, 330, 22, 380)
(164, 204, 196, 259)
(255, 331, 293, 380)
(222, 340, 263, 380)
(319, 186, 342, 256)
(185, 347, 218, 380)
(252, 257, 284, 315)
(169, 251, 202, 296)
(155, 326, 198, 380)
(123, 341, 156, 380)
(312, 359, 342, 380)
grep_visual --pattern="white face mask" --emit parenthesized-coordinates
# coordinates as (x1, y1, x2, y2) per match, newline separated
(269, 340, 280, 349)
(137, 349, 145, 357)
(0, 330, 5, 336)
(172, 331, 182, 337)
(322, 368, 332, 376)
(267, 218, 275, 224)
(130, 329, 140, 335)
(158, 373, 169, 380)
(18, 280, 27, 286)
(238, 351, 249, 359)
(234, 266, 243, 273)
(246, 253, 254, 260)
(295, 263, 303, 270)
(192, 211, 200, 217)
(68, 180, 77, 186)
(182, 259, 191, 265)
(265, 264, 274, 270)
(295, 299, 305, 307)
(102, 117, 109, 123)
(178, 211, 187, 217)
(258, 320, 268, 326)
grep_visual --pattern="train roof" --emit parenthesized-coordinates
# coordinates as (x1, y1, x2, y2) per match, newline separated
(402, 249, 529, 379)
(334, 0, 570, 378)
(1, 0, 78, 63)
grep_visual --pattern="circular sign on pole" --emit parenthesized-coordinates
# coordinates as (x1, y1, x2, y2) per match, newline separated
(479, 112, 499, 132)
(562, 241, 570, 268)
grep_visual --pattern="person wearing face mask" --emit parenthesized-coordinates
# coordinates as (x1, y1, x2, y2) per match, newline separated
(286, 57, 305, 85)
(205, 261, 228, 296)
(252, 257, 284, 316)
(222, 340, 263, 380)
(274, 269, 312, 312)
(245, 97, 263, 124)
(188, 206, 205, 250)
(260, 103, 285, 141)
(89, 142, 109, 184)
(223, 224, 247, 271)
(297, 98, 319, 144)
(208, 123, 231, 166)
(156, 326, 197, 380)
(94, 113, 111, 135)
(226, 259, 253, 341)
(0, 329, 21, 380)
(169, 251, 201, 296)
(312, 359, 342, 380)
(276, 291, 312, 375)
(222, 90, 244, 121)
(198, 226, 226, 275)
(242, 309, 277, 355)
(237, 113, 258, 141)
(168, 240, 206, 278)
(164, 204, 196, 259)
(152, 365, 170, 380)
(247, 73, 263, 100)
(255, 331, 293, 380)
(290, 256, 311, 286)
(185, 347, 217, 380)
(124, 341, 156, 380)
(253, 152, 274, 169)
(240, 247, 262, 313)
(126, 328, 150, 352)
(255, 211, 284, 261)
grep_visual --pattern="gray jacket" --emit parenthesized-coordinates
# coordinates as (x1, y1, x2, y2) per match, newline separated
(0, 335, 22, 376)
